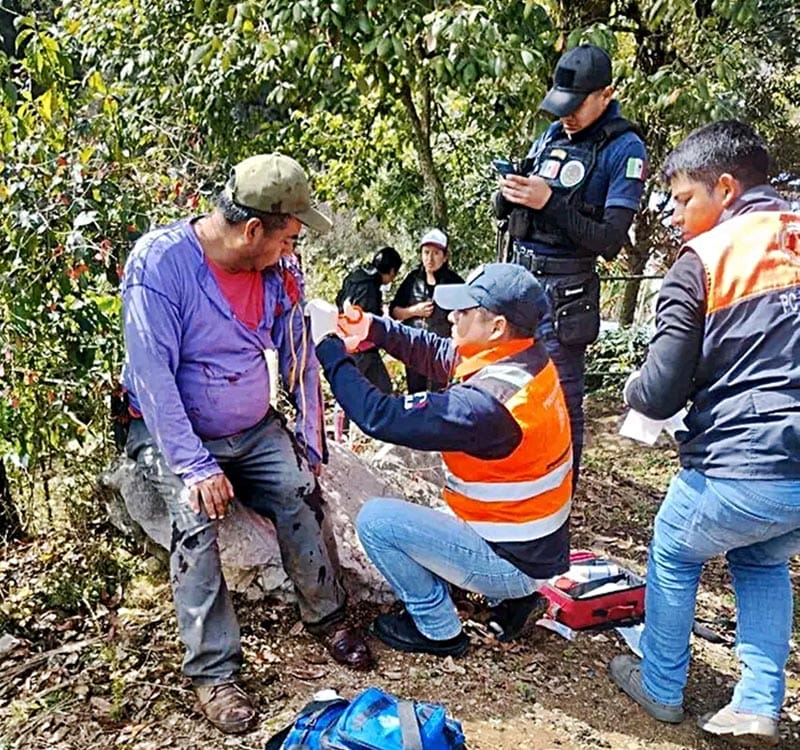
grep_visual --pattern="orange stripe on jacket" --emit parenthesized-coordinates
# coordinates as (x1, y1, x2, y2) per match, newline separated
(685, 212, 800, 315)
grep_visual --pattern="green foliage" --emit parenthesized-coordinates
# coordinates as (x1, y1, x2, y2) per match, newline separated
(585, 326, 652, 394)
(0, 0, 798, 533)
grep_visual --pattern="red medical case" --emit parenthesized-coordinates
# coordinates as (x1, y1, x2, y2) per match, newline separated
(540, 550, 645, 631)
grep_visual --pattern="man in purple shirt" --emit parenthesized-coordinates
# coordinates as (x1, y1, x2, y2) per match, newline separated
(122, 154, 372, 735)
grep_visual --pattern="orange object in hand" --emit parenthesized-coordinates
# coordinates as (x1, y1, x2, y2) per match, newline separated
(337, 301, 371, 353)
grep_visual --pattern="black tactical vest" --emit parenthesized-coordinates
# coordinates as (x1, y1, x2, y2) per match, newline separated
(516, 117, 636, 249)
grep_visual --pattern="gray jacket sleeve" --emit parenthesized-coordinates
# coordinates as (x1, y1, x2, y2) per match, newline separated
(627, 252, 706, 419)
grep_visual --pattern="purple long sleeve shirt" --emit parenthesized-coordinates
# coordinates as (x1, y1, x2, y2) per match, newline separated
(121, 218, 324, 485)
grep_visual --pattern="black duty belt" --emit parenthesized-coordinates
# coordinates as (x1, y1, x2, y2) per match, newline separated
(513, 246, 595, 276)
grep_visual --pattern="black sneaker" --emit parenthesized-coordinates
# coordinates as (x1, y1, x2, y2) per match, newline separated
(371, 611, 469, 657)
(488, 591, 549, 642)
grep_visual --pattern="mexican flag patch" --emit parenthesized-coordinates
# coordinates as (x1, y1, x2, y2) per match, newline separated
(626, 157, 646, 180)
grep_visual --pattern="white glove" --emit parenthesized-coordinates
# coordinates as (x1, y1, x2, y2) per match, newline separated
(623, 369, 641, 406)
(305, 299, 340, 345)
(339, 299, 372, 353)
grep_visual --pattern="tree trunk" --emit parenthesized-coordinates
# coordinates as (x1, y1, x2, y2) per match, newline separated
(0, 458, 24, 542)
(619, 201, 665, 325)
(397, 77, 448, 227)
(619, 243, 648, 326)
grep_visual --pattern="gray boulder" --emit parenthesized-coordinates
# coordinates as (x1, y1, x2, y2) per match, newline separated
(100, 441, 445, 604)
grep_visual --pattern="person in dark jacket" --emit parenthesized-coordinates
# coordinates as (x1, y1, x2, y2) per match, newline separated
(389, 229, 464, 392)
(335, 246, 402, 393)
(608, 121, 800, 746)
(305, 264, 572, 658)
(498, 44, 647, 487)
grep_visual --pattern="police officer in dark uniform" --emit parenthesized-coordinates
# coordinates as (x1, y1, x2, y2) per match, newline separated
(497, 44, 647, 484)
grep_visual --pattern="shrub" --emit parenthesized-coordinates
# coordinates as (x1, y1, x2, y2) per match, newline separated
(585, 325, 651, 395)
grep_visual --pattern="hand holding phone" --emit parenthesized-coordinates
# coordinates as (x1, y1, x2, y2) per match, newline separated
(492, 157, 518, 177)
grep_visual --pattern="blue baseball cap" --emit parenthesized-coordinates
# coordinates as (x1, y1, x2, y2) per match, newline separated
(433, 263, 546, 336)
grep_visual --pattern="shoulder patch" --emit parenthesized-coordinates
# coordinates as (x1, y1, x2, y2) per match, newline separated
(404, 392, 429, 410)
(625, 157, 646, 180)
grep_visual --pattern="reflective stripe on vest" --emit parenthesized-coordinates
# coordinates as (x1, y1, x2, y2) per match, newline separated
(441, 349, 572, 543)
(444, 454, 572, 502)
(471, 363, 535, 390)
(466, 499, 572, 543)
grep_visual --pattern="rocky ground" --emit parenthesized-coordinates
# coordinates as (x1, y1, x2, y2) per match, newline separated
(1, 397, 799, 749)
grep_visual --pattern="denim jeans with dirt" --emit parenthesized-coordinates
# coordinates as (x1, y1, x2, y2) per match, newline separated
(641, 469, 800, 719)
(356, 498, 543, 640)
(126, 412, 345, 685)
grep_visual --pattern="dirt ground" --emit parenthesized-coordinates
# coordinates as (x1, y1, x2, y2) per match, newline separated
(1, 397, 799, 749)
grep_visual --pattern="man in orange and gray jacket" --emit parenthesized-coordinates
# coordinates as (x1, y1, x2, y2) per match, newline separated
(306, 263, 572, 657)
(609, 120, 800, 746)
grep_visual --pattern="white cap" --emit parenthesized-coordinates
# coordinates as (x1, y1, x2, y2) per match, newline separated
(419, 228, 448, 250)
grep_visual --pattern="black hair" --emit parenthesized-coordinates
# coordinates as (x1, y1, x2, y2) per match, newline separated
(662, 120, 769, 191)
(371, 246, 402, 274)
(476, 307, 534, 340)
(216, 191, 291, 232)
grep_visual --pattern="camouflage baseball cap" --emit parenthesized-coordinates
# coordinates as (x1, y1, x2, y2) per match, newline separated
(224, 153, 333, 233)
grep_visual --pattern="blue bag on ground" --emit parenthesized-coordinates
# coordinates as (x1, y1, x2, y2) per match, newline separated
(265, 687, 466, 750)
(264, 697, 349, 750)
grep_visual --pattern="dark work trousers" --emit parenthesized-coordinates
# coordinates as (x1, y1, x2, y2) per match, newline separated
(514, 249, 596, 491)
(544, 334, 586, 488)
(353, 348, 392, 394)
(126, 413, 345, 685)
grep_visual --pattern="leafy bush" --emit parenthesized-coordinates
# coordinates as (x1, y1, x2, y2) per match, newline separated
(585, 325, 651, 394)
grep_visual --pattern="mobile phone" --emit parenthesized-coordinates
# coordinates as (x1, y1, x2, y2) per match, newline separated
(492, 157, 518, 176)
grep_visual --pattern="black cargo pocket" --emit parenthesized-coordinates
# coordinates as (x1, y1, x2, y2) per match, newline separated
(550, 272, 600, 347)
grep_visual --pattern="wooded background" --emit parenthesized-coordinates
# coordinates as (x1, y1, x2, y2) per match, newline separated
(1, 0, 798, 538)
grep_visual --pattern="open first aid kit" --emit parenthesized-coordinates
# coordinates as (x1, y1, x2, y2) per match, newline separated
(539, 550, 645, 631)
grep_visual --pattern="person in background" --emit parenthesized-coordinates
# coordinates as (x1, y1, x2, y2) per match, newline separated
(335, 246, 403, 394)
(306, 263, 572, 658)
(608, 121, 800, 747)
(497, 44, 647, 486)
(390, 228, 464, 392)
(122, 153, 372, 736)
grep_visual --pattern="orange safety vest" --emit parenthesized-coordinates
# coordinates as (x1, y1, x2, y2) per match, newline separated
(678, 210, 800, 477)
(441, 338, 572, 543)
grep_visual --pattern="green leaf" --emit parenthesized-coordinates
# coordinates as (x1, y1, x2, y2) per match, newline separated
(90, 294, 121, 317)
(520, 49, 533, 68)
(377, 35, 392, 58)
(38, 89, 53, 122)
(87, 70, 106, 95)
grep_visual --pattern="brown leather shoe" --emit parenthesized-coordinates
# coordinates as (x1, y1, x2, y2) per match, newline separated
(317, 625, 374, 671)
(195, 682, 257, 734)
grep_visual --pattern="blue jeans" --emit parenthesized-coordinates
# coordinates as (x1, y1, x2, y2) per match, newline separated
(641, 469, 800, 718)
(356, 498, 542, 640)
(127, 412, 345, 684)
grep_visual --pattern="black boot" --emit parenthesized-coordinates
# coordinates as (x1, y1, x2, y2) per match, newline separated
(372, 611, 469, 657)
(488, 591, 549, 642)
